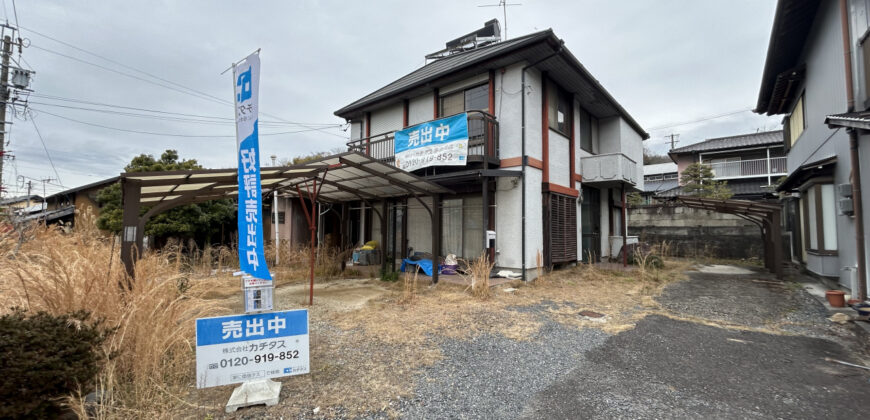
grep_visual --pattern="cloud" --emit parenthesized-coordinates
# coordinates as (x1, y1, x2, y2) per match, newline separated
(8, 0, 778, 195)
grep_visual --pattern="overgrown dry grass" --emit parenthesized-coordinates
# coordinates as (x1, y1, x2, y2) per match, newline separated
(0, 212, 692, 418)
(462, 253, 495, 300)
(0, 214, 228, 418)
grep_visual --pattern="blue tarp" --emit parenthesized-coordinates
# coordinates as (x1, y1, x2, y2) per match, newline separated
(400, 258, 438, 276)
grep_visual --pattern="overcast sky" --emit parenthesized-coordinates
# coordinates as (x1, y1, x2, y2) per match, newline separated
(7, 0, 779, 196)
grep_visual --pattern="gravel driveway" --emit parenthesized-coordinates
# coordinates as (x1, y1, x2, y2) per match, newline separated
(366, 266, 870, 420)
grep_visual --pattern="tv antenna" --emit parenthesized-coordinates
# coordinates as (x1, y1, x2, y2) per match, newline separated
(478, 1, 521, 39)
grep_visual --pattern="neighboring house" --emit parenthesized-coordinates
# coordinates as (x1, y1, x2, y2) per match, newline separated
(640, 162, 679, 204)
(755, 0, 869, 295)
(0, 195, 42, 212)
(331, 21, 647, 276)
(666, 131, 786, 201)
(40, 177, 119, 226)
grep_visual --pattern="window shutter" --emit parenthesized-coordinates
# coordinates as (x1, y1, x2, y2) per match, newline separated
(547, 193, 578, 264)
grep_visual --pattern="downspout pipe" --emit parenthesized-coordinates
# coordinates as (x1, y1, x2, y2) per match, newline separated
(841, 0, 867, 300)
(520, 41, 563, 281)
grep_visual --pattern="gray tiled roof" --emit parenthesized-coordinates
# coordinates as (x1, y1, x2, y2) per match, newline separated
(655, 180, 774, 199)
(643, 179, 679, 194)
(335, 30, 553, 118)
(670, 130, 783, 154)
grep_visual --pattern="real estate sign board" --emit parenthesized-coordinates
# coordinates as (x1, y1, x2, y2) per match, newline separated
(394, 112, 468, 172)
(195, 309, 310, 388)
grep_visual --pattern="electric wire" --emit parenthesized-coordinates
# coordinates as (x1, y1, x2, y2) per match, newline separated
(24, 27, 350, 137)
(31, 108, 346, 139)
(28, 93, 340, 126)
(28, 113, 63, 187)
(646, 108, 753, 131)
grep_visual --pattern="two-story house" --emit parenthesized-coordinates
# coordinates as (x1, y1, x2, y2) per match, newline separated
(667, 130, 787, 201)
(331, 22, 647, 278)
(755, 0, 868, 297)
(640, 162, 679, 205)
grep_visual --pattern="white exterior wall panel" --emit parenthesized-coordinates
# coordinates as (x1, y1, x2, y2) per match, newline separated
(549, 129, 571, 187)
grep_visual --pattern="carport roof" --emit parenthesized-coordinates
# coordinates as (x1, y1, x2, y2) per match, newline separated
(121, 152, 451, 208)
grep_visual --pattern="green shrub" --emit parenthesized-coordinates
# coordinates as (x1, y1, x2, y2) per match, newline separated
(0, 308, 115, 418)
(380, 269, 399, 282)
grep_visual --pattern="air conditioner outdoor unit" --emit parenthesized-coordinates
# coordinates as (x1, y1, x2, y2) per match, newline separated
(839, 197, 854, 215)
(838, 183, 853, 197)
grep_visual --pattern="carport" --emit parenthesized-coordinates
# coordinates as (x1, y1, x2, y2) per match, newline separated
(674, 197, 784, 279)
(119, 152, 451, 286)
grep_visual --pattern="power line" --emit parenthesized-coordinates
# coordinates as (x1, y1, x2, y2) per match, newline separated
(28, 100, 341, 127)
(24, 26, 347, 134)
(23, 25, 233, 106)
(647, 108, 753, 131)
(32, 108, 347, 139)
(28, 113, 63, 187)
(28, 93, 341, 126)
(30, 44, 231, 107)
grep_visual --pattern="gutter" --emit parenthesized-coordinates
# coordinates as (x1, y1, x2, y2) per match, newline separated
(520, 41, 563, 281)
(841, 0, 867, 301)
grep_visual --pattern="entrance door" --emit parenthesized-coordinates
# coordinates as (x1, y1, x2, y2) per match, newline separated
(581, 187, 601, 262)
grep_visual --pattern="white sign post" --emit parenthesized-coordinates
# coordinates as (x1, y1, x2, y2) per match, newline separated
(195, 310, 310, 412)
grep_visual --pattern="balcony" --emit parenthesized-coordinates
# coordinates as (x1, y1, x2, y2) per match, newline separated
(346, 111, 499, 166)
(580, 153, 638, 187)
(708, 157, 786, 180)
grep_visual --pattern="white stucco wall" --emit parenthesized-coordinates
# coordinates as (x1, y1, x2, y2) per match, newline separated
(549, 129, 571, 187)
(619, 117, 645, 192)
(494, 167, 544, 277)
(495, 62, 529, 159)
(408, 92, 433, 125)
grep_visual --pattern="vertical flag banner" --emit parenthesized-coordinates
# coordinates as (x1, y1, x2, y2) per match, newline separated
(234, 53, 271, 280)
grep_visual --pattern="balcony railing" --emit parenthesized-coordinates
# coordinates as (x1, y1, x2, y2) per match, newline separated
(346, 110, 499, 166)
(708, 157, 786, 180)
(581, 153, 638, 186)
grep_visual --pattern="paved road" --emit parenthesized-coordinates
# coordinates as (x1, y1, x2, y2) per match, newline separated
(518, 269, 870, 419)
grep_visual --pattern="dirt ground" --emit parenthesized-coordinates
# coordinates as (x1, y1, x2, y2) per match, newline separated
(183, 260, 868, 419)
(181, 261, 689, 418)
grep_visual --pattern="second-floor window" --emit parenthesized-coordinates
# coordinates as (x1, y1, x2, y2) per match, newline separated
(439, 84, 489, 117)
(547, 81, 572, 138)
(578, 107, 593, 153)
(787, 94, 806, 146)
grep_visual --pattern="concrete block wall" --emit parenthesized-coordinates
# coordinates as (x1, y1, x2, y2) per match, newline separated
(628, 205, 764, 259)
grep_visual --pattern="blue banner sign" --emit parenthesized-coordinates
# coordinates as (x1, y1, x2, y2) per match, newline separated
(394, 112, 469, 172)
(234, 53, 271, 280)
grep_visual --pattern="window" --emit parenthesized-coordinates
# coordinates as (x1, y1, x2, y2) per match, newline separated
(663, 173, 679, 180)
(547, 80, 572, 137)
(276, 211, 285, 224)
(802, 183, 837, 253)
(439, 84, 489, 117)
(578, 107, 593, 152)
(440, 196, 484, 259)
(787, 94, 806, 146)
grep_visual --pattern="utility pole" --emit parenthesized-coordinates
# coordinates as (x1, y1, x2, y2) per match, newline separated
(665, 133, 680, 150)
(40, 177, 54, 225)
(0, 36, 12, 196)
